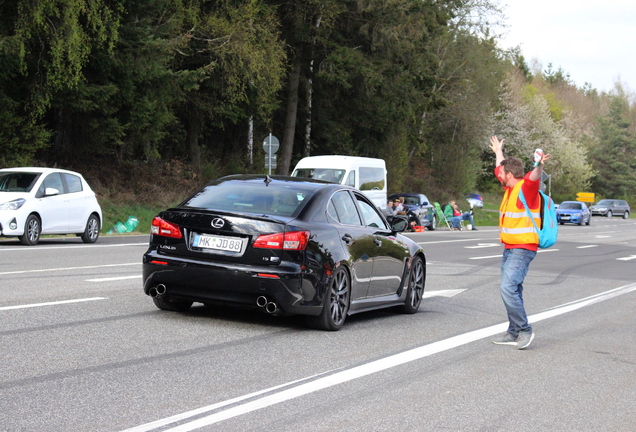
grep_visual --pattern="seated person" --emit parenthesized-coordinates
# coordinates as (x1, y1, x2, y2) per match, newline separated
(383, 199, 396, 217)
(443, 200, 477, 230)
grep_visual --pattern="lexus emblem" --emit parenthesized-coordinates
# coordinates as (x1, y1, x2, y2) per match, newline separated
(211, 218, 224, 228)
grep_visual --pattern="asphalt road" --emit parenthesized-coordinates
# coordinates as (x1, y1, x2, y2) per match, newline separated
(1, 217, 636, 432)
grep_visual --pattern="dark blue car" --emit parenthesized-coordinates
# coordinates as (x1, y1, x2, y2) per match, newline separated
(556, 201, 591, 225)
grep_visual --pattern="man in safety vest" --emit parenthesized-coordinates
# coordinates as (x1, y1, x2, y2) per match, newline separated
(489, 135, 550, 350)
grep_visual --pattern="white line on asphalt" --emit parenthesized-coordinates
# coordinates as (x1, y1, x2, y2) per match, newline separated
(122, 282, 636, 432)
(0, 243, 147, 252)
(465, 243, 500, 249)
(468, 249, 559, 260)
(0, 297, 107, 311)
(416, 238, 495, 245)
(617, 255, 636, 261)
(86, 275, 143, 282)
(423, 289, 465, 298)
(577, 245, 598, 249)
(0, 262, 139, 276)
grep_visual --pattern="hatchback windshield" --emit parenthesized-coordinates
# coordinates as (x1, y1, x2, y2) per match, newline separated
(181, 181, 316, 216)
(560, 202, 583, 210)
(0, 172, 40, 192)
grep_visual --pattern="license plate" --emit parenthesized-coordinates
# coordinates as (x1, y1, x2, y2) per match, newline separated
(192, 234, 246, 254)
(561, 215, 570, 220)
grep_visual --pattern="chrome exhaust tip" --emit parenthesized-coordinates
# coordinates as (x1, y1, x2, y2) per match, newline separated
(256, 296, 268, 308)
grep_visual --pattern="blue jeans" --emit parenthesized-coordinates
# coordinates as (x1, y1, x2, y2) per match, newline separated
(500, 248, 536, 336)
(449, 212, 475, 229)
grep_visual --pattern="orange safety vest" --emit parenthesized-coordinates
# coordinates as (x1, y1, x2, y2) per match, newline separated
(499, 180, 540, 245)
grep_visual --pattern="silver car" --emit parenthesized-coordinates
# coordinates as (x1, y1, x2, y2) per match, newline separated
(589, 199, 630, 219)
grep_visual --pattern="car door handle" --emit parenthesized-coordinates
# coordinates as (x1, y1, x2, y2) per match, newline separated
(374, 238, 382, 247)
(341, 234, 354, 245)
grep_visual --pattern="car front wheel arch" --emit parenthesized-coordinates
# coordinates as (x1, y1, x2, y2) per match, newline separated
(19, 214, 41, 246)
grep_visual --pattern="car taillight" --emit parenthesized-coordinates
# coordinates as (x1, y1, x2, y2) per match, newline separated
(150, 217, 183, 239)
(253, 231, 310, 251)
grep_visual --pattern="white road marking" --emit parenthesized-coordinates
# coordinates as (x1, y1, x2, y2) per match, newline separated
(465, 243, 500, 249)
(0, 297, 107, 311)
(122, 283, 636, 432)
(617, 255, 636, 261)
(0, 243, 147, 252)
(469, 249, 559, 260)
(595, 235, 611, 238)
(86, 275, 142, 282)
(416, 238, 494, 245)
(577, 245, 598, 249)
(423, 289, 465, 298)
(0, 262, 139, 276)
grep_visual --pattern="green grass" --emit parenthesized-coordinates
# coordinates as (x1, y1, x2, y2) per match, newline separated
(100, 198, 175, 235)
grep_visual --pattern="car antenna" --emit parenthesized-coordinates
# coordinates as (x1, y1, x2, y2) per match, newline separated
(264, 175, 272, 186)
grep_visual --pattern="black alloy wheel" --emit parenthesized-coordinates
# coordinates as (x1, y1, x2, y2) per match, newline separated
(307, 267, 351, 331)
(400, 256, 425, 314)
(19, 214, 41, 246)
(81, 214, 100, 243)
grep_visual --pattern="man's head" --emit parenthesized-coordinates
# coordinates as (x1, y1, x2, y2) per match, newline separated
(498, 157, 525, 186)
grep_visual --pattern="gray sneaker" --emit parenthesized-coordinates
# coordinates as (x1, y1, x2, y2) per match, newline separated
(492, 332, 518, 346)
(516, 331, 535, 350)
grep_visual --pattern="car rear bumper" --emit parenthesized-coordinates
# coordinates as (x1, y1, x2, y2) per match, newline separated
(142, 250, 323, 316)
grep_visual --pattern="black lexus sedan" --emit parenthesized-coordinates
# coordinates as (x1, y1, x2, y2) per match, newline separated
(143, 175, 426, 330)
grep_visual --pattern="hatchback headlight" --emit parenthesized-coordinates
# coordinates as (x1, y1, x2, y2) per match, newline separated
(0, 198, 26, 210)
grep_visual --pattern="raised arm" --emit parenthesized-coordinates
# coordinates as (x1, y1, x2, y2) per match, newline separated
(528, 152, 550, 181)
(489, 135, 505, 166)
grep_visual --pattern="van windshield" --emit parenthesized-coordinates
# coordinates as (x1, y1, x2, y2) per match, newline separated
(292, 168, 346, 184)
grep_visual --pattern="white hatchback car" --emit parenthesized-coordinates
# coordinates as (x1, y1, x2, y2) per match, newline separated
(0, 167, 102, 245)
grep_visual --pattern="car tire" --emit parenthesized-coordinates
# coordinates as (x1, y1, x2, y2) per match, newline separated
(306, 267, 350, 331)
(152, 296, 193, 312)
(586, 216, 591, 225)
(578, 217, 584, 226)
(607, 210, 612, 218)
(623, 211, 629, 219)
(428, 215, 437, 231)
(400, 256, 425, 314)
(80, 214, 100, 243)
(559, 221, 564, 225)
(19, 214, 41, 246)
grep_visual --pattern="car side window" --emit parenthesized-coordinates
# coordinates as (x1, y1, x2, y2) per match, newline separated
(355, 194, 388, 229)
(63, 174, 83, 193)
(37, 173, 65, 197)
(328, 191, 362, 225)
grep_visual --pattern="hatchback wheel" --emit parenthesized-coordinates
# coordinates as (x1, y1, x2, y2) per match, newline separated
(81, 214, 100, 243)
(19, 214, 41, 246)
(623, 211, 629, 219)
(429, 215, 437, 231)
(307, 267, 350, 331)
(400, 256, 425, 314)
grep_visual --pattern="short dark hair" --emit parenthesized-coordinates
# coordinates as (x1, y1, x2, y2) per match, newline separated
(500, 157, 525, 179)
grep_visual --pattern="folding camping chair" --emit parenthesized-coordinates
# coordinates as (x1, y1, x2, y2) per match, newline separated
(433, 202, 464, 230)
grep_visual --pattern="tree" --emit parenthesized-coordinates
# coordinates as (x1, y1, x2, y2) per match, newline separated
(589, 91, 636, 198)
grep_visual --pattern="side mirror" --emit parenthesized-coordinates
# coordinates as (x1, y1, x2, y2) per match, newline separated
(44, 187, 60, 196)
(390, 216, 408, 233)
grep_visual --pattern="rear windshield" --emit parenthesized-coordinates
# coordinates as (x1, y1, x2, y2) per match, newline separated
(0, 172, 41, 192)
(292, 168, 345, 184)
(181, 181, 316, 217)
(560, 202, 583, 210)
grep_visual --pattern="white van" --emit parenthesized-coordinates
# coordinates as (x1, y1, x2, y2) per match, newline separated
(291, 155, 387, 208)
